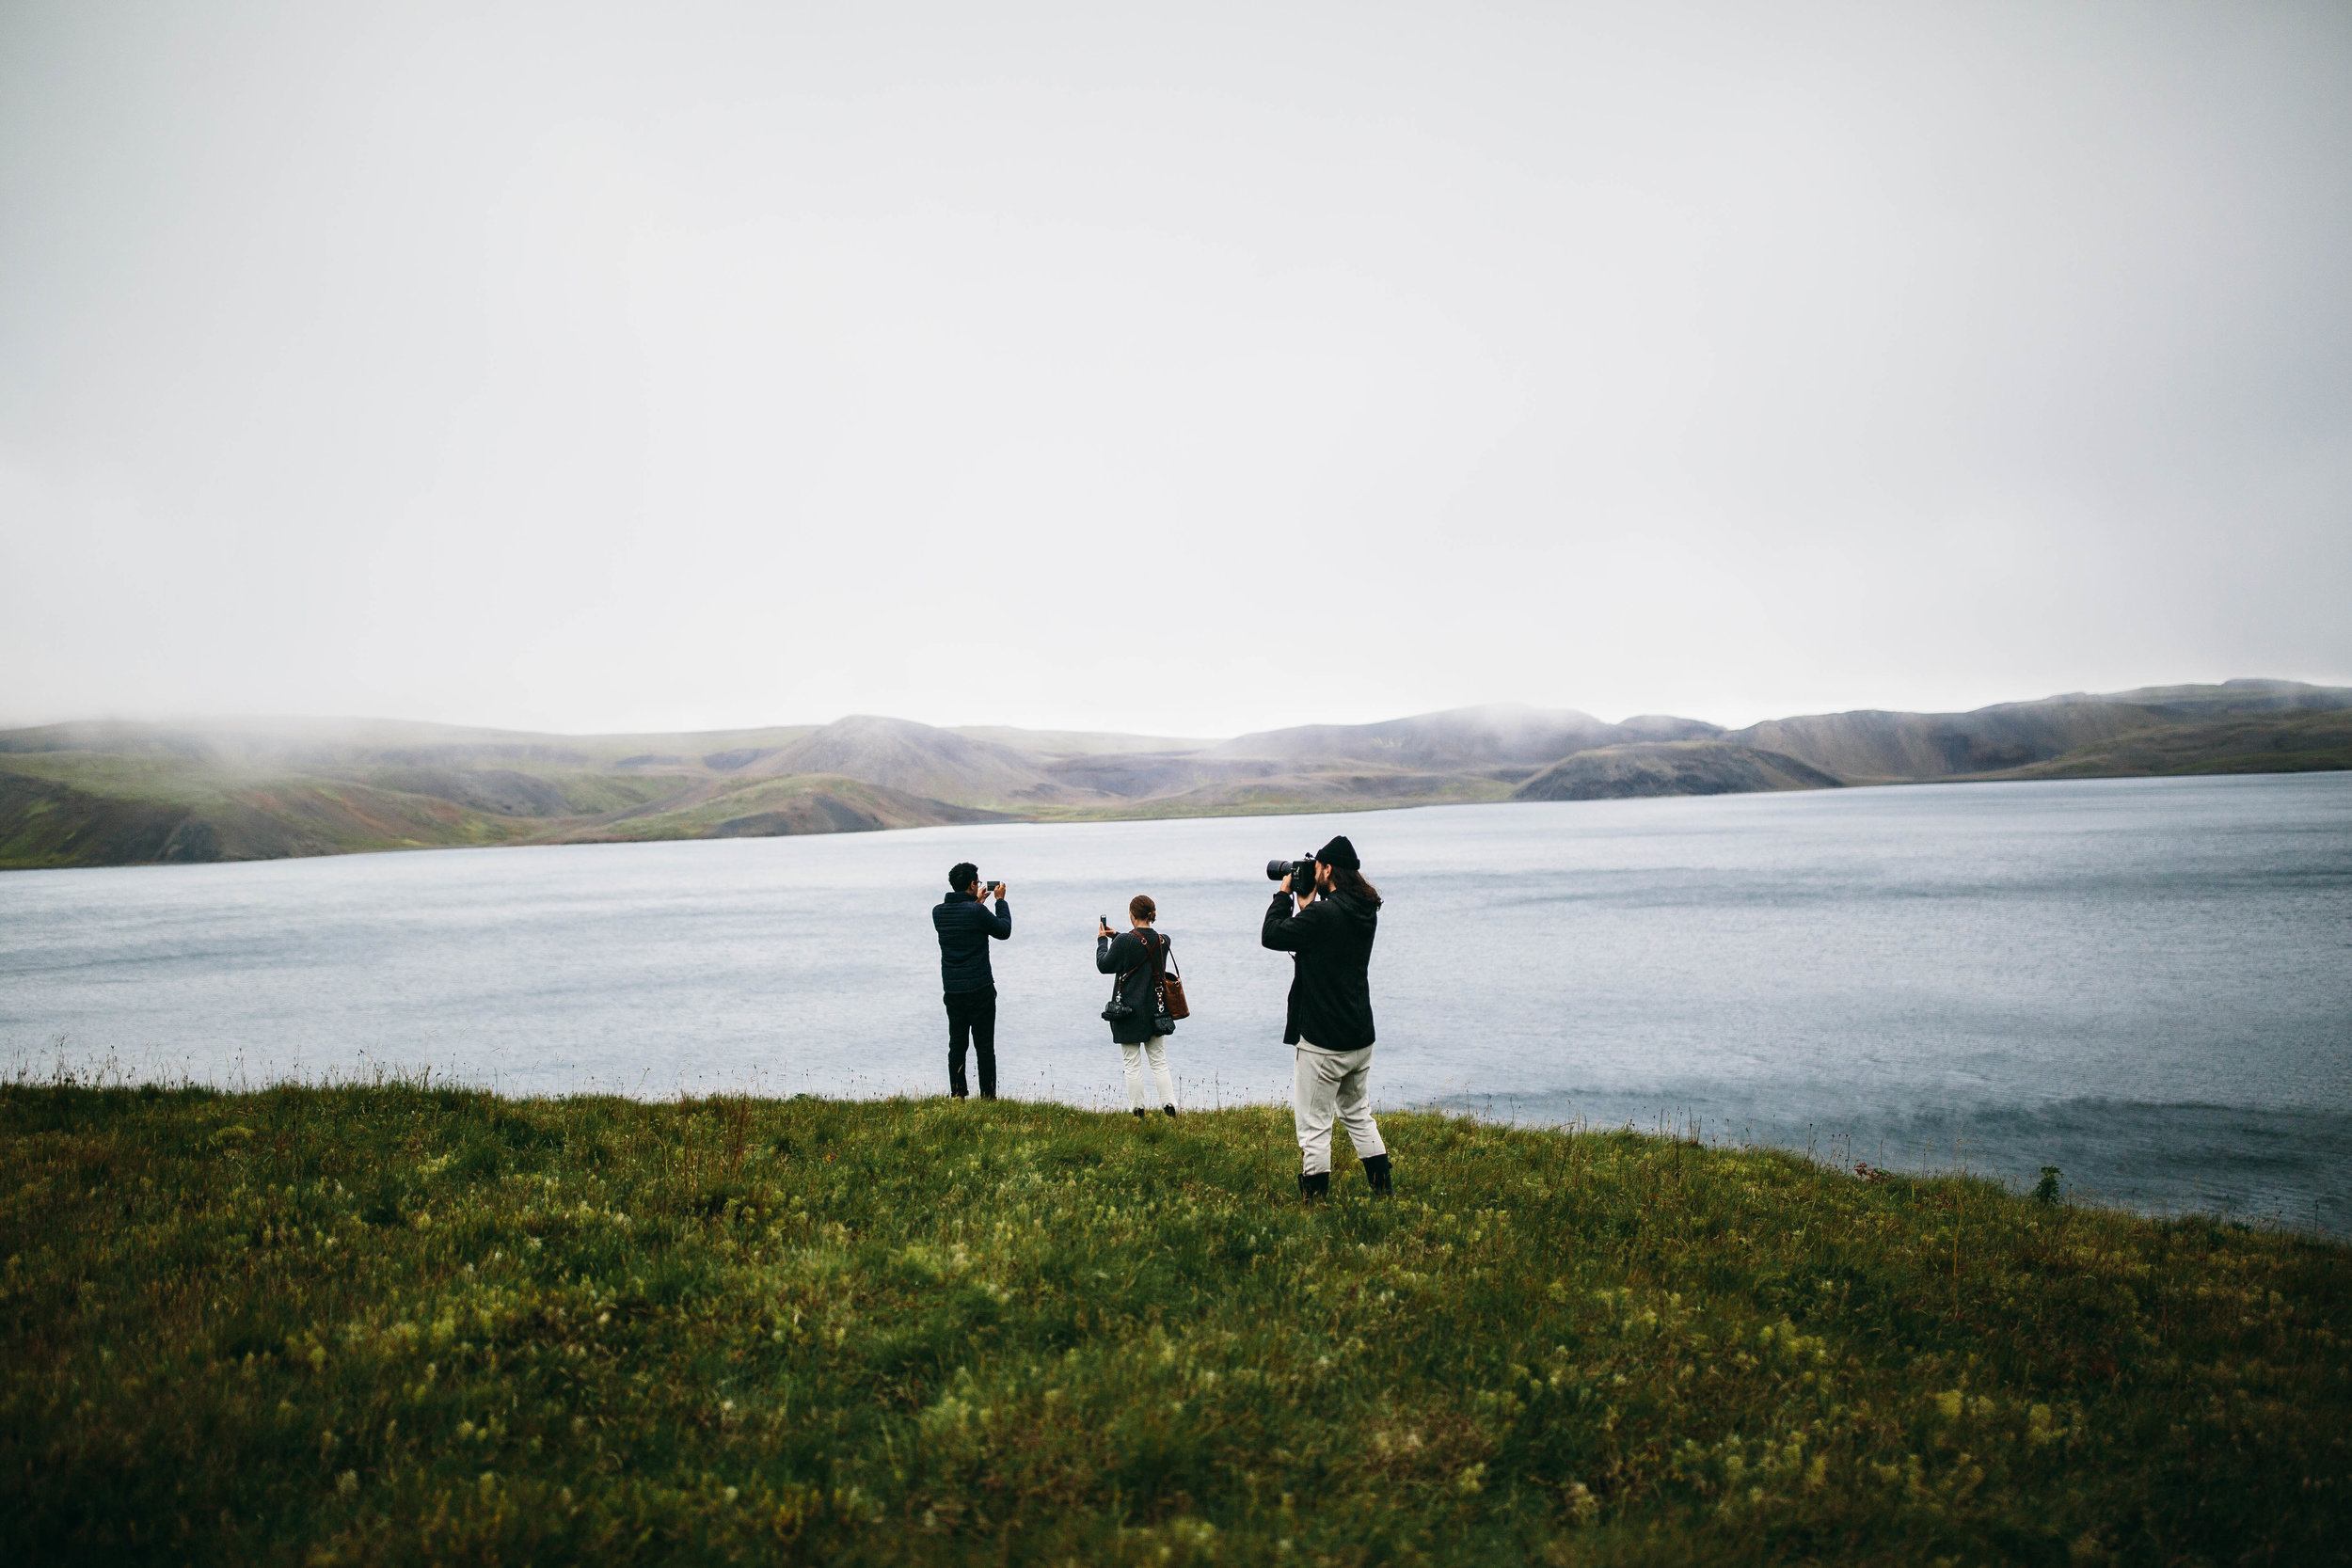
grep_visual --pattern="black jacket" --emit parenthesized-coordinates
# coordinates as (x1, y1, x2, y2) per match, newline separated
(933, 891, 1010, 992)
(1095, 928, 1169, 1045)
(1262, 889, 1377, 1051)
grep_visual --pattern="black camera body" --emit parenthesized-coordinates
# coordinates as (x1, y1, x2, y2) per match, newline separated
(1265, 856, 1318, 891)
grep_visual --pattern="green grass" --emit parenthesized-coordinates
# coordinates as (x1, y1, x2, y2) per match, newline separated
(0, 751, 259, 807)
(3, 1087, 2345, 1565)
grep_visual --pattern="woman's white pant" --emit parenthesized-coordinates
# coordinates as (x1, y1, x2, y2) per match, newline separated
(1121, 1037, 1177, 1110)
(1293, 1040, 1385, 1176)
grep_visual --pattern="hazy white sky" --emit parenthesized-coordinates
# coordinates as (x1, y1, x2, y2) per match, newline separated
(3, 1, 2348, 737)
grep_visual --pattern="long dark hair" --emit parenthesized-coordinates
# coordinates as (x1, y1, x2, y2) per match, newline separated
(1329, 865, 1382, 907)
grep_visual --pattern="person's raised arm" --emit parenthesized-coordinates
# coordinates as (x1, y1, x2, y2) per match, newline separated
(1096, 928, 1126, 974)
(1262, 886, 1328, 952)
(987, 886, 1011, 940)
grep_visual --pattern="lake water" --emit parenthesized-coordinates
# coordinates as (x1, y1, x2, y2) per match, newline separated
(5, 774, 2347, 1232)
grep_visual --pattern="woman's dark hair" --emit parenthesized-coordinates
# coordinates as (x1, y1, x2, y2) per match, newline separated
(1129, 894, 1155, 922)
(1329, 866, 1381, 907)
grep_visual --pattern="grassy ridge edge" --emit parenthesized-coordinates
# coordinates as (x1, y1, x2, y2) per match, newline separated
(3, 1087, 2345, 1564)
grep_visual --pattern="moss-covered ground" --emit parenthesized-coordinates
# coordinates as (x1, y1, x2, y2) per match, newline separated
(2, 1086, 2345, 1564)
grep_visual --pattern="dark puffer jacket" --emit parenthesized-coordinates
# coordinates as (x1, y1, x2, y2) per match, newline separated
(1261, 889, 1377, 1051)
(1095, 928, 1170, 1046)
(933, 891, 1010, 992)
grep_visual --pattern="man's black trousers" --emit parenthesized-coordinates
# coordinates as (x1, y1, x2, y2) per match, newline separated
(944, 986, 997, 1100)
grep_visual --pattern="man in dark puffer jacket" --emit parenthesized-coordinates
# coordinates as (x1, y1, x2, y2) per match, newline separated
(933, 862, 1011, 1099)
(1262, 834, 1391, 1197)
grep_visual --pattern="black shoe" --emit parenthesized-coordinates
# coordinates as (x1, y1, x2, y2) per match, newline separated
(1363, 1153, 1393, 1195)
(1163, 1104, 1178, 1118)
(1132, 1107, 1147, 1119)
(979, 1093, 997, 1101)
(1298, 1171, 1329, 1198)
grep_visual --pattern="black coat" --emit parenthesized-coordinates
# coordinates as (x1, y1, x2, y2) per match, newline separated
(1095, 928, 1169, 1046)
(1261, 889, 1377, 1051)
(933, 891, 1010, 992)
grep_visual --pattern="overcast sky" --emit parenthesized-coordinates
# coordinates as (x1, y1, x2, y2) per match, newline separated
(2, 2, 2348, 738)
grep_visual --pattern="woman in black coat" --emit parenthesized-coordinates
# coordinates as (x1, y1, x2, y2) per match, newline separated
(1096, 895, 1178, 1118)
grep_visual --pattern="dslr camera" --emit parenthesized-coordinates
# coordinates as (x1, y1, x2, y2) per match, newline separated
(1265, 855, 1319, 891)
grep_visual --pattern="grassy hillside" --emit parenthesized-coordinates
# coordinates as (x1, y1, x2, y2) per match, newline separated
(1990, 709, 2352, 781)
(3, 1086, 2344, 1564)
(555, 774, 1010, 842)
(0, 756, 537, 868)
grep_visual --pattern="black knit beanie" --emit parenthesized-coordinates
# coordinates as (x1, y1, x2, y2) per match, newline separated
(1315, 835, 1360, 870)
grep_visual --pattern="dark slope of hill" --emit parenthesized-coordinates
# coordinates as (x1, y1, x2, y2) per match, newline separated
(1728, 700, 2153, 783)
(1728, 680, 2352, 784)
(1989, 707, 2352, 780)
(1513, 741, 1843, 800)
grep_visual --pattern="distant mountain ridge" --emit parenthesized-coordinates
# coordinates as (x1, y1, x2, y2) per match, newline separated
(3, 679, 2346, 869)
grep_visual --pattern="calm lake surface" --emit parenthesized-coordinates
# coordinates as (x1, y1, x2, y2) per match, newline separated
(5, 774, 2348, 1232)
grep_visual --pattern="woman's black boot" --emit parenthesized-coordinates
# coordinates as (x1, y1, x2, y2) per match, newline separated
(1298, 1171, 1329, 1199)
(1132, 1107, 1147, 1120)
(1163, 1104, 1178, 1118)
(1362, 1153, 1393, 1195)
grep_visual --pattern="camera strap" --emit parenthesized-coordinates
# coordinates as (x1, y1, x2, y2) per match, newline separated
(1103, 930, 1151, 1013)
(1125, 929, 1161, 991)
(1104, 931, 1164, 993)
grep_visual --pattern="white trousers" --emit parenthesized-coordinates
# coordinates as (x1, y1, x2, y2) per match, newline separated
(1292, 1040, 1385, 1176)
(1120, 1037, 1177, 1110)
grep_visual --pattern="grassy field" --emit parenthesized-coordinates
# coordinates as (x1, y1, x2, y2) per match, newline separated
(3, 1086, 2345, 1565)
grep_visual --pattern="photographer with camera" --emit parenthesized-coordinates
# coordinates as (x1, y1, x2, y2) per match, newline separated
(1096, 895, 1180, 1119)
(1262, 835, 1391, 1197)
(933, 862, 1010, 1101)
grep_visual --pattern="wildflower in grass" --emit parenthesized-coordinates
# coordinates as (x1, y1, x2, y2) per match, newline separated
(1936, 1389, 1964, 1420)
(336, 1470, 358, 1497)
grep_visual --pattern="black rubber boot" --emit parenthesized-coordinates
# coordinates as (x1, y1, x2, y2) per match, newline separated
(1298, 1170, 1330, 1199)
(1163, 1104, 1178, 1118)
(1362, 1152, 1393, 1195)
(1132, 1107, 1147, 1120)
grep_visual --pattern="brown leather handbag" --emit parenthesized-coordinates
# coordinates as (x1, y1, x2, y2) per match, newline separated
(1154, 934, 1190, 1022)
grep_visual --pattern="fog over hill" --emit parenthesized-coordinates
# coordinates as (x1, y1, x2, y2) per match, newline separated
(3, 680, 2347, 869)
